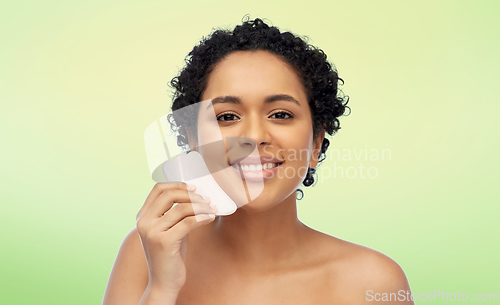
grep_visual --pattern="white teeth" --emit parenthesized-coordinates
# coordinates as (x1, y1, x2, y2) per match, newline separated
(232, 163, 281, 171)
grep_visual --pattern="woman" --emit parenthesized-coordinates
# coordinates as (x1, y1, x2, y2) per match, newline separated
(103, 17, 413, 304)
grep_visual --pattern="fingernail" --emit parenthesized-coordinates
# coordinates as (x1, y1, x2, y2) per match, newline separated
(187, 184, 196, 192)
(197, 214, 213, 222)
(209, 203, 218, 212)
(202, 195, 211, 202)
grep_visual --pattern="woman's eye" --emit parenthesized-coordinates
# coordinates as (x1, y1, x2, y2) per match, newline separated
(270, 111, 293, 119)
(217, 113, 239, 121)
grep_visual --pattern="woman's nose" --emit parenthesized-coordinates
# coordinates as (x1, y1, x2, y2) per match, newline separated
(238, 114, 272, 147)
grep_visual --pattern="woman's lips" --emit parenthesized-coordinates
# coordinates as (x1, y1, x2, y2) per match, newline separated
(229, 162, 283, 181)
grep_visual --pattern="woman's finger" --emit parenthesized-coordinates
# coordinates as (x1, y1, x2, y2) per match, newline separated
(146, 189, 209, 218)
(156, 202, 218, 230)
(164, 213, 217, 244)
(136, 182, 195, 221)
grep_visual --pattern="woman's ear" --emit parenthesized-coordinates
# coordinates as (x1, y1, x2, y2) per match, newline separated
(309, 129, 325, 168)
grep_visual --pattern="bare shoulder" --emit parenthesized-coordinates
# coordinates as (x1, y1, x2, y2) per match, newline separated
(306, 229, 413, 304)
(102, 227, 149, 305)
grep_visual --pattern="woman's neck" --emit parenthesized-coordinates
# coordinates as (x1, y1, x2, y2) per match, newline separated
(203, 193, 310, 274)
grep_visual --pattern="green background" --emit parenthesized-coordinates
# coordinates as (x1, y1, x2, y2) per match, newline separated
(1, 0, 498, 303)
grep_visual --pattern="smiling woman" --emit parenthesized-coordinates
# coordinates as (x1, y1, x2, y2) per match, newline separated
(195, 49, 324, 211)
(102, 16, 414, 305)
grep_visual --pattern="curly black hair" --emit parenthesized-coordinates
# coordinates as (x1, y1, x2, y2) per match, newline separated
(167, 15, 350, 200)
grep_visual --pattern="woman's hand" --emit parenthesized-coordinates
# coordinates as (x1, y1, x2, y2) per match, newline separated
(136, 182, 217, 299)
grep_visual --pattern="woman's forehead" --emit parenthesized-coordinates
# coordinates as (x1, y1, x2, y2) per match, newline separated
(201, 50, 307, 103)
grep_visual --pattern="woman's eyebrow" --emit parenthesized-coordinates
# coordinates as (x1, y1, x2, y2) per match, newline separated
(206, 94, 301, 109)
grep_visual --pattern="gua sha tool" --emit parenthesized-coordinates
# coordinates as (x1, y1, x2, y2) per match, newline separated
(161, 151, 237, 216)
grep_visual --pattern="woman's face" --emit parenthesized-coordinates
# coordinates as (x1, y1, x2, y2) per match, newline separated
(194, 50, 324, 212)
